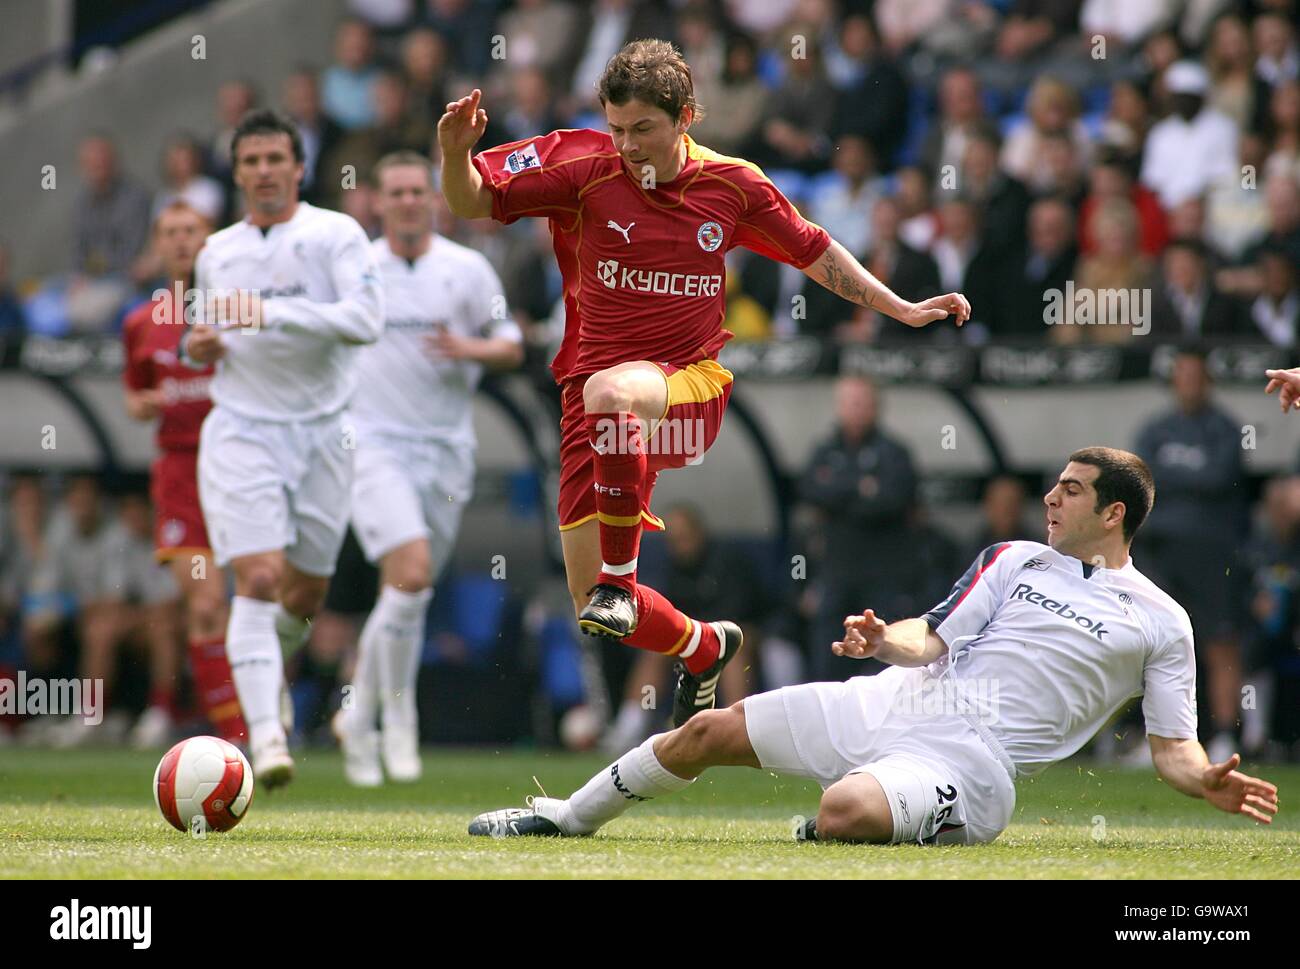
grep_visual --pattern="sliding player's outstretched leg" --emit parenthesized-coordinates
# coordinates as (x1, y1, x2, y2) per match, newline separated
(469, 701, 759, 837)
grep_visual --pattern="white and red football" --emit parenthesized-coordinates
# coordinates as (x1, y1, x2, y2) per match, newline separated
(153, 736, 254, 833)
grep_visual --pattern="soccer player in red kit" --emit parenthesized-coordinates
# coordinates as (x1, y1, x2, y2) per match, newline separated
(122, 201, 247, 744)
(439, 40, 970, 727)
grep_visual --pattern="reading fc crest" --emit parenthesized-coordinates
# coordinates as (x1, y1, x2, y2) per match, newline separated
(696, 221, 723, 252)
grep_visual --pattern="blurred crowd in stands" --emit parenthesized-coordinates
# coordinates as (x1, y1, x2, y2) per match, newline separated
(2, 0, 1299, 349)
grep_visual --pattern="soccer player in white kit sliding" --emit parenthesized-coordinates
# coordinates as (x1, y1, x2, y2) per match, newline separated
(469, 447, 1280, 843)
(184, 110, 384, 788)
(332, 151, 523, 786)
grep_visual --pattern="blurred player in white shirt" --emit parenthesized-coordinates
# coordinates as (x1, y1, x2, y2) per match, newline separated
(470, 447, 1280, 843)
(184, 110, 384, 787)
(332, 151, 522, 786)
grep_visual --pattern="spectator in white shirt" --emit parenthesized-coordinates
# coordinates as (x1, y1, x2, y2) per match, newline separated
(1141, 61, 1239, 211)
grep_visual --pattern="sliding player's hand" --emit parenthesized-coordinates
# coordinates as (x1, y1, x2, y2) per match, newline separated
(438, 88, 489, 156)
(1264, 368, 1300, 412)
(1201, 753, 1279, 824)
(832, 609, 886, 659)
(901, 293, 970, 328)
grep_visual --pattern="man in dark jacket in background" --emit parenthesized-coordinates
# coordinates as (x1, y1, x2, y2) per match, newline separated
(1135, 347, 1247, 763)
(989, 196, 1076, 339)
(800, 375, 917, 681)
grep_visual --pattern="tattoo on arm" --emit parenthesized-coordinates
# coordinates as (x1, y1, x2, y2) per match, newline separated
(820, 250, 874, 309)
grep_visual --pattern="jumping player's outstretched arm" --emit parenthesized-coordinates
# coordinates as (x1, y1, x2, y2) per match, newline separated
(1148, 735, 1279, 824)
(803, 238, 971, 328)
(438, 89, 493, 220)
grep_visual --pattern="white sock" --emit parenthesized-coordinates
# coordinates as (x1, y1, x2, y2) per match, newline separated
(348, 608, 383, 731)
(274, 604, 311, 661)
(227, 596, 285, 749)
(373, 585, 432, 731)
(566, 733, 693, 833)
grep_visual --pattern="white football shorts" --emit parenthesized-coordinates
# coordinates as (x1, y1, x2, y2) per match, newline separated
(198, 406, 353, 576)
(350, 425, 474, 571)
(744, 665, 1017, 845)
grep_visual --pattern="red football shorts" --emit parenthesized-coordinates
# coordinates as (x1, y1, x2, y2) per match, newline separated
(151, 449, 212, 562)
(557, 359, 734, 532)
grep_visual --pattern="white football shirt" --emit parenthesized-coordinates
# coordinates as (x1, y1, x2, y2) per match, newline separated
(195, 202, 384, 421)
(922, 540, 1198, 776)
(349, 235, 522, 446)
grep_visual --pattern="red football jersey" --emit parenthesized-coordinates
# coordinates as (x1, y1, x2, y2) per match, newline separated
(472, 129, 830, 382)
(122, 293, 213, 451)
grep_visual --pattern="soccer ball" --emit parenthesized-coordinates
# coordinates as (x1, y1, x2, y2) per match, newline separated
(153, 736, 254, 833)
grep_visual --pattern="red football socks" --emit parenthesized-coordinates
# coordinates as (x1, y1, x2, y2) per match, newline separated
(188, 636, 247, 743)
(587, 411, 646, 592)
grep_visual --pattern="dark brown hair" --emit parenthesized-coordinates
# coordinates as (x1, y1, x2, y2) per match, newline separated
(231, 109, 304, 166)
(1067, 447, 1155, 541)
(598, 39, 700, 123)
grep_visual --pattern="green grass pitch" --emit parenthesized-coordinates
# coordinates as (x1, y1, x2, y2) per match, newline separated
(0, 748, 1296, 879)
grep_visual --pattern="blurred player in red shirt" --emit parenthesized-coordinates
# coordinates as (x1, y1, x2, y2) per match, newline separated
(439, 40, 970, 727)
(122, 201, 246, 744)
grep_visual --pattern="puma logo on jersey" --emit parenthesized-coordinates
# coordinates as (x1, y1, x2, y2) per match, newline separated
(607, 220, 635, 243)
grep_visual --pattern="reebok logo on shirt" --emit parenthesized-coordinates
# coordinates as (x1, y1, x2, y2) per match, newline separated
(1010, 583, 1109, 638)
